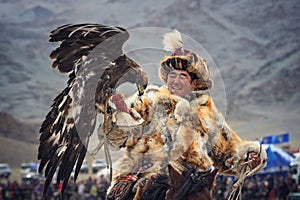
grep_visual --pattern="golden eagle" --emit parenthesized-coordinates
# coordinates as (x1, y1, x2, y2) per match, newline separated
(38, 23, 148, 195)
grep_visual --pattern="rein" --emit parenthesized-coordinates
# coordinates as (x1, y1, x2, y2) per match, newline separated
(170, 160, 212, 200)
(224, 140, 264, 200)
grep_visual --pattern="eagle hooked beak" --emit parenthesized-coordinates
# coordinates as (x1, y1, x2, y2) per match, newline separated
(137, 83, 147, 96)
(134, 66, 148, 97)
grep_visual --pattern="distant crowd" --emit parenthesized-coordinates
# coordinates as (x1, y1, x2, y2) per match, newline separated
(0, 174, 110, 200)
(213, 171, 300, 200)
(0, 171, 299, 200)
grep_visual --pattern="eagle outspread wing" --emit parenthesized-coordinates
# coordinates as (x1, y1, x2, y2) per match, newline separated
(38, 23, 148, 195)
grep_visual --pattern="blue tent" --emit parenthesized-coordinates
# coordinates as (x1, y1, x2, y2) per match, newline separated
(262, 144, 295, 170)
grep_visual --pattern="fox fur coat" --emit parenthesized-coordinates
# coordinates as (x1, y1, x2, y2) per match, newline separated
(103, 85, 267, 188)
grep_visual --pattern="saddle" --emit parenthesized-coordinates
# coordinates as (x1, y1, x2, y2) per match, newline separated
(106, 173, 139, 200)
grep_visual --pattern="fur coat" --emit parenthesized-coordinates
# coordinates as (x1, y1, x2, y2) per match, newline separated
(103, 85, 267, 183)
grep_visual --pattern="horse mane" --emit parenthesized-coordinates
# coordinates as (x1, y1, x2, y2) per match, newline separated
(179, 171, 208, 196)
(140, 174, 170, 200)
(140, 165, 218, 200)
(168, 165, 218, 200)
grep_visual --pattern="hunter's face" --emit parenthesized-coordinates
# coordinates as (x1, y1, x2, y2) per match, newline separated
(167, 69, 196, 97)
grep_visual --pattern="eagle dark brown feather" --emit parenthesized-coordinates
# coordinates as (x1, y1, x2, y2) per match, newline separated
(49, 23, 128, 73)
(38, 23, 148, 197)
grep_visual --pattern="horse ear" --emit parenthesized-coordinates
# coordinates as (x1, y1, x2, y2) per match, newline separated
(168, 165, 184, 183)
(206, 169, 218, 190)
(167, 165, 177, 181)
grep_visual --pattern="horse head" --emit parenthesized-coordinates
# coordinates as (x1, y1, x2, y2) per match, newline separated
(167, 165, 218, 200)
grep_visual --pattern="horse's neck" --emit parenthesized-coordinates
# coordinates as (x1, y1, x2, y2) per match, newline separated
(167, 165, 215, 200)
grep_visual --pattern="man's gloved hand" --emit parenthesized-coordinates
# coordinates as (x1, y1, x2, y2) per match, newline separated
(247, 152, 262, 169)
(111, 93, 129, 113)
(111, 94, 144, 129)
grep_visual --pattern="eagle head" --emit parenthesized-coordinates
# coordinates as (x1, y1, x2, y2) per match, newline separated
(120, 55, 148, 96)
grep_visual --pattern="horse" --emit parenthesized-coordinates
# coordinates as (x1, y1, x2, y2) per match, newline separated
(139, 165, 218, 200)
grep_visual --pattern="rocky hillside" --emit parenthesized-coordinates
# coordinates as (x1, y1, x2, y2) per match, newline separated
(0, 112, 40, 143)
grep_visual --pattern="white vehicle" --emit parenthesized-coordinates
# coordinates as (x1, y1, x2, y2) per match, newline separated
(80, 160, 89, 173)
(92, 159, 107, 173)
(290, 152, 300, 184)
(20, 162, 39, 176)
(0, 163, 11, 178)
(72, 160, 89, 175)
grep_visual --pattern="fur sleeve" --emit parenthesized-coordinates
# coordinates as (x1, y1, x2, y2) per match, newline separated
(198, 96, 267, 175)
(211, 128, 267, 175)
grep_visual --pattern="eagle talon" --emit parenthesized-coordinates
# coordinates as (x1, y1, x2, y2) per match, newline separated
(107, 106, 114, 115)
(137, 95, 143, 103)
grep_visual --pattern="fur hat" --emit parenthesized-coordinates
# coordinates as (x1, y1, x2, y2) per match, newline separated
(159, 30, 212, 90)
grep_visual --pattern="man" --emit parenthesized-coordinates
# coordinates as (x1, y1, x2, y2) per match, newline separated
(166, 69, 196, 97)
(103, 30, 267, 199)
